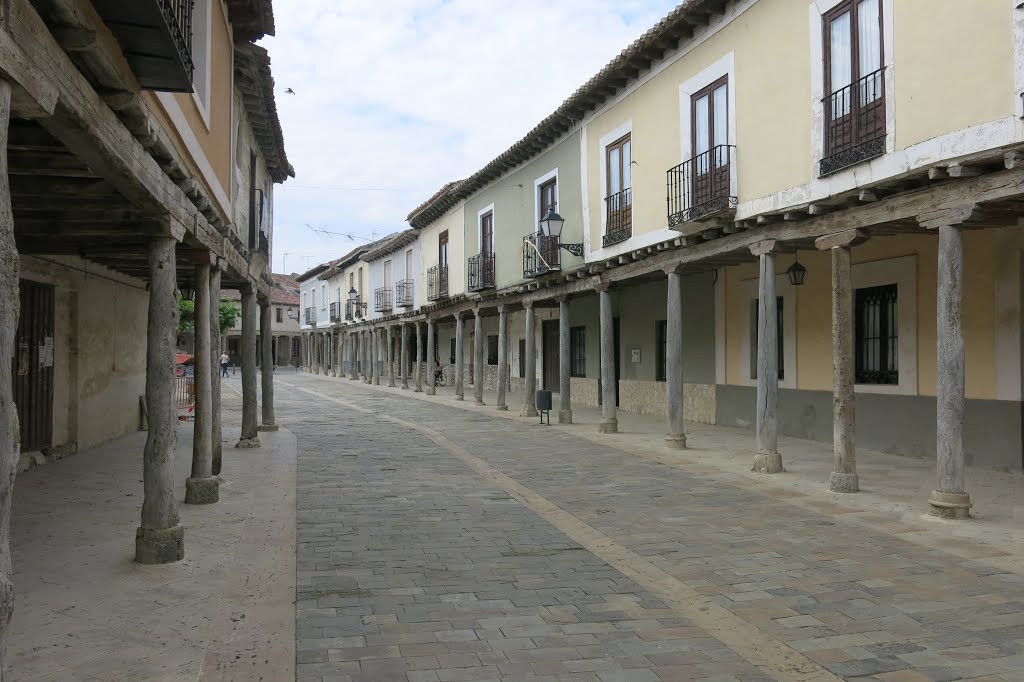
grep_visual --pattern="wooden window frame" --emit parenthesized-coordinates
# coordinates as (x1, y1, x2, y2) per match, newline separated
(690, 74, 729, 156)
(539, 178, 557, 220)
(823, 0, 884, 100)
(605, 133, 631, 199)
(438, 230, 449, 268)
(480, 211, 494, 255)
(570, 326, 586, 378)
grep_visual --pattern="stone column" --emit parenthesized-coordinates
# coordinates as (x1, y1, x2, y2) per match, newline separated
(136, 235, 184, 563)
(426, 319, 437, 396)
(259, 299, 277, 431)
(415, 321, 424, 392)
(300, 334, 306, 370)
(209, 264, 224, 476)
(387, 326, 397, 387)
(370, 328, 378, 385)
(473, 308, 485, 405)
(364, 330, 372, 383)
(664, 268, 686, 448)
(816, 229, 870, 492)
(454, 312, 465, 400)
(186, 260, 218, 504)
(598, 285, 617, 433)
(920, 207, 975, 518)
(522, 302, 538, 417)
(337, 331, 344, 376)
(236, 288, 260, 449)
(557, 297, 572, 424)
(750, 240, 781, 473)
(401, 324, 410, 389)
(496, 305, 509, 411)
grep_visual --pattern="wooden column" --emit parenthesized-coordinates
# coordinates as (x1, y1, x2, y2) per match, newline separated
(426, 319, 437, 396)
(209, 264, 224, 476)
(415, 321, 424, 392)
(921, 206, 975, 519)
(521, 302, 538, 417)
(387, 325, 396, 387)
(816, 229, 869, 492)
(259, 299, 277, 431)
(496, 305, 509, 410)
(364, 330, 372, 383)
(598, 284, 617, 433)
(186, 260, 218, 504)
(558, 297, 572, 424)
(454, 312, 465, 400)
(664, 267, 686, 448)
(236, 288, 260, 449)
(750, 240, 781, 473)
(401, 324, 410, 390)
(136, 235, 185, 563)
(473, 308, 485, 405)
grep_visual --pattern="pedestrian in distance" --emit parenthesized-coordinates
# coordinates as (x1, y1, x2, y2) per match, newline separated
(220, 352, 230, 378)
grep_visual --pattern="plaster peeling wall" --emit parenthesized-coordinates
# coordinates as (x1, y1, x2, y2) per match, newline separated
(618, 379, 717, 424)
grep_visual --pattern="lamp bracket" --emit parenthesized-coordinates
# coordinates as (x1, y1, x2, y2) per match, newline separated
(559, 243, 584, 257)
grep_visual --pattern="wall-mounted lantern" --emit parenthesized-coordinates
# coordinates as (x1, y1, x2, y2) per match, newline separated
(786, 251, 807, 286)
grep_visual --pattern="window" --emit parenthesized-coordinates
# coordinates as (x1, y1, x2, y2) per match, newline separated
(691, 76, 730, 209)
(750, 298, 784, 381)
(405, 249, 413, 277)
(191, 0, 211, 109)
(822, 0, 884, 175)
(275, 307, 283, 323)
(349, 272, 354, 291)
(384, 260, 392, 288)
(480, 212, 493, 255)
(321, 284, 326, 308)
(656, 320, 667, 382)
(855, 284, 897, 384)
(606, 134, 631, 199)
(439, 230, 449, 267)
(570, 326, 586, 378)
(487, 335, 498, 366)
(311, 289, 316, 310)
(604, 133, 632, 245)
(518, 339, 526, 377)
(539, 178, 557, 219)
(449, 338, 456, 365)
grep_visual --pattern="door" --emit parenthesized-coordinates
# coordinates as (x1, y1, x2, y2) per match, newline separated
(542, 319, 559, 391)
(383, 260, 392, 288)
(691, 76, 729, 209)
(13, 281, 55, 452)
(605, 134, 632, 232)
(438, 230, 448, 268)
(823, 0, 883, 157)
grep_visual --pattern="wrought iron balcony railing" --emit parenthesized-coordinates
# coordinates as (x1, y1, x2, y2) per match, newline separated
(93, 0, 195, 92)
(374, 287, 393, 312)
(667, 145, 737, 227)
(821, 67, 886, 176)
(304, 307, 315, 325)
(467, 253, 496, 291)
(427, 265, 449, 301)
(602, 188, 632, 247)
(329, 302, 340, 322)
(344, 301, 355, 321)
(396, 279, 414, 306)
(523, 233, 560, 278)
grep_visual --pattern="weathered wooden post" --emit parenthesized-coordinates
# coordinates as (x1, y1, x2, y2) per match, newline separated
(387, 325, 396, 387)
(750, 240, 782, 473)
(401, 324, 410, 390)
(521, 301, 538, 417)
(665, 266, 686, 448)
(454, 312, 465, 400)
(259, 298, 277, 431)
(597, 284, 617, 433)
(426, 319, 437, 396)
(558, 296, 572, 424)
(186, 259, 218, 504)
(236, 287, 260, 448)
(473, 307, 485, 405)
(415, 321, 424, 392)
(496, 305, 509, 410)
(209, 262, 224, 475)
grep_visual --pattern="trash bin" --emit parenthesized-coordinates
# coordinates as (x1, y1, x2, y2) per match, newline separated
(537, 389, 552, 425)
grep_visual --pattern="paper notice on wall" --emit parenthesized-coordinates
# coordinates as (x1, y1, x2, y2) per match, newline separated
(39, 337, 54, 368)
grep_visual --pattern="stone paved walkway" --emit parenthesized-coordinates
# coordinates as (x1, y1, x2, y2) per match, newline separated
(279, 373, 1024, 682)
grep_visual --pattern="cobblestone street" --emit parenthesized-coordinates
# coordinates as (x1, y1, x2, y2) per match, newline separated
(280, 374, 1024, 682)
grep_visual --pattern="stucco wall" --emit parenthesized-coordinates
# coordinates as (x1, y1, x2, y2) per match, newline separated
(419, 204, 467, 300)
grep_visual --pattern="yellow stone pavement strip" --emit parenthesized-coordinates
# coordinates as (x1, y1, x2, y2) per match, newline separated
(287, 383, 842, 682)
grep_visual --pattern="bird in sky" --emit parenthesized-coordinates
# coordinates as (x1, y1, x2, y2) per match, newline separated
(285, 88, 295, 94)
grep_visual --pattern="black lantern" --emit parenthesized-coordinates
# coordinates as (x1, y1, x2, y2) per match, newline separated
(347, 286, 358, 302)
(539, 207, 565, 239)
(786, 251, 807, 286)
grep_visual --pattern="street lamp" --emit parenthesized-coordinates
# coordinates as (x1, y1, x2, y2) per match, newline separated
(539, 207, 583, 257)
(348, 286, 367, 312)
(786, 251, 807, 286)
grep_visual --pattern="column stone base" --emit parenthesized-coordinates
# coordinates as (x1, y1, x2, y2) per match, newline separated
(559, 410, 572, 424)
(496, 405, 508, 411)
(521, 406, 538, 418)
(752, 452, 784, 474)
(373, 378, 380, 386)
(258, 424, 279, 432)
(329, 371, 337, 377)
(665, 434, 687, 449)
(475, 398, 485, 406)
(235, 437, 261, 449)
(829, 472, 859, 493)
(415, 387, 423, 393)
(455, 395, 464, 402)
(135, 525, 185, 564)
(426, 388, 436, 396)
(597, 418, 618, 434)
(388, 381, 396, 388)
(184, 476, 220, 505)
(928, 490, 971, 519)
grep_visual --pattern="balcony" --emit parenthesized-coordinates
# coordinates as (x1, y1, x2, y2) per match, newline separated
(821, 67, 886, 176)
(602, 188, 632, 247)
(427, 265, 449, 301)
(523, 233, 560, 278)
(304, 307, 316, 325)
(396, 280, 414, 307)
(344, 301, 355, 322)
(667, 145, 737, 228)
(329, 302, 340, 322)
(92, 0, 195, 92)
(374, 287, 393, 313)
(467, 254, 495, 292)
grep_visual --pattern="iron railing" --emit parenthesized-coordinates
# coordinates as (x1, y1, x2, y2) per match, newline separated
(523, 233, 560, 278)
(602, 188, 632, 247)
(427, 265, 449, 301)
(344, 301, 355, 322)
(821, 67, 886, 176)
(329, 302, 340, 322)
(304, 307, 315, 325)
(467, 253, 495, 291)
(396, 279, 414, 306)
(667, 145, 737, 227)
(158, 0, 195, 81)
(374, 287, 393, 312)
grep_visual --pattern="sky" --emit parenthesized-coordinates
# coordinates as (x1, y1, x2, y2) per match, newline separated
(260, 0, 680, 276)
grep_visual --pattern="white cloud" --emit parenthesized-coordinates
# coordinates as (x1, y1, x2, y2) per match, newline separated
(261, 0, 679, 274)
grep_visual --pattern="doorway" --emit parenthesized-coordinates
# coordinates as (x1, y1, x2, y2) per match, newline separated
(13, 280, 55, 452)
(542, 319, 559, 391)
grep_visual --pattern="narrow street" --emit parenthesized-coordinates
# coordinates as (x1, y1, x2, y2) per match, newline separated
(278, 374, 1024, 682)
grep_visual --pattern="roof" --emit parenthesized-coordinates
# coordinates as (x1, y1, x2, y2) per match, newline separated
(234, 43, 294, 184)
(226, 0, 276, 41)
(362, 229, 418, 262)
(407, 0, 722, 229)
(295, 258, 340, 283)
(222, 273, 300, 305)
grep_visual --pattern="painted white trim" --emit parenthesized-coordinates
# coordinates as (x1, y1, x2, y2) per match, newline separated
(153, 92, 231, 215)
(476, 203, 495, 253)
(851, 255, 917, 395)
(597, 120, 632, 243)
(714, 267, 726, 385)
(678, 52, 737, 166)
(580, 124, 591, 255)
(532, 167, 559, 225)
(741, 273, 797, 390)
(190, 0, 213, 129)
(1015, 1, 1024, 133)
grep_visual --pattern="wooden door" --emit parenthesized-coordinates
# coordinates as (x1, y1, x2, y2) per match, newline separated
(13, 281, 55, 451)
(542, 319, 559, 391)
(691, 76, 729, 208)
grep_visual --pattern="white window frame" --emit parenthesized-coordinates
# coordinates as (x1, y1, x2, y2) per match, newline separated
(477, 203, 495, 254)
(533, 168, 559, 225)
(597, 120, 632, 242)
(851, 255, 916, 395)
(190, 0, 213, 129)
(321, 283, 326, 309)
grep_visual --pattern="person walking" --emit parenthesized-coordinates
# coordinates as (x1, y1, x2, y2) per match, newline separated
(220, 352, 230, 378)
